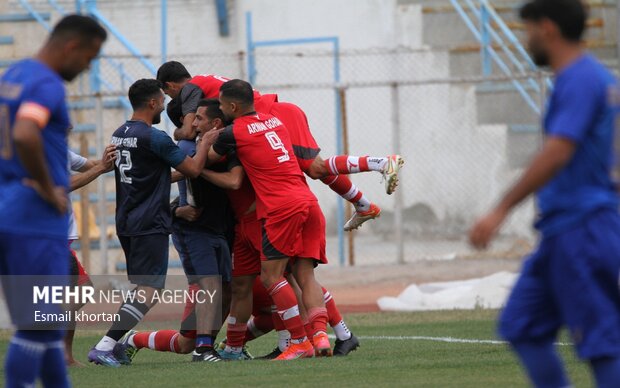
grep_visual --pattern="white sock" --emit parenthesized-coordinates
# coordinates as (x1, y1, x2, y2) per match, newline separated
(332, 320, 352, 341)
(128, 334, 136, 348)
(95, 335, 117, 351)
(367, 157, 388, 172)
(278, 330, 291, 351)
(354, 195, 371, 212)
(225, 345, 242, 354)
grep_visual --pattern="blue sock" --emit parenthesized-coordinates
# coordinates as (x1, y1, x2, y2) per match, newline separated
(5, 334, 45, 388)
(195, 335, 214, 352)
(591, 357, 620, 388)
(40, 341, 70, 388)
(511, 341, 569, 388)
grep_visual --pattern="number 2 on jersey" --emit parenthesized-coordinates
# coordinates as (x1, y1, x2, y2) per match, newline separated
(115, 149, 133, 184)
(265, 131, 290, 163)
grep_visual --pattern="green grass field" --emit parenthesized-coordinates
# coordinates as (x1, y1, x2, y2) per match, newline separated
(0, 310, 593, 387)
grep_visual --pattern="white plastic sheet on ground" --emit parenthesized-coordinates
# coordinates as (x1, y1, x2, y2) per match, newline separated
(377, 271, 518, 311)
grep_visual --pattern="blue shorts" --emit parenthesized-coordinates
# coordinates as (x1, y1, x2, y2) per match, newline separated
(0, 232, 68, 329)
(119, 234, 169, 289)
(499, 209, 620, 360)
(171, 227, 231, 283)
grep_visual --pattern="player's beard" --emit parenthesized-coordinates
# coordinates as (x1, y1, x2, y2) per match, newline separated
(152, 111, 162, 125)
(529, 40, 550, 67)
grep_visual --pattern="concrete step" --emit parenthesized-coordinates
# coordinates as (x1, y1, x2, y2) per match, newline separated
(476, 83, 541, 125)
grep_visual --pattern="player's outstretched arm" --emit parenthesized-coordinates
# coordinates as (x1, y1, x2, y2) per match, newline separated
(201, 165, 244, 190)
(469, 136, 576, 249)
(70, 144, 117, 192)
(13, 118, 67, 213)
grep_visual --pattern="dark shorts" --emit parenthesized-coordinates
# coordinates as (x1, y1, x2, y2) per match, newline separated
(171, 227, 232, 283)
(118, 234, 169, 289)
(499, 209, 620, 360)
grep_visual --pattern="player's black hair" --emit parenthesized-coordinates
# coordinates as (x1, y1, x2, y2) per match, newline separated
(49, 14, 107, 45)
(128, 79, 163, 110)
(219, 79, 254, 106)
(519, 0, 586, 42)
(197, 98, 226, 122)
(157, 61, 192, 84)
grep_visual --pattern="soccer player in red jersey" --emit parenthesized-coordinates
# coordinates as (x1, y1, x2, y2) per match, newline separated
(206, 79, 332, 360)
(195, 99, 358, 358)
(157, 61, 404, 231)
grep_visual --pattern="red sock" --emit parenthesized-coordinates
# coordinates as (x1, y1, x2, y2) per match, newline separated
(307, 307, 329, 337)
(226, 321, 247, 348)
(244, 314, 274, 343)
(322, 287, 343, 327)
(324, 156, 369, 174)
(320, 175, 363, 203)
(132, 330, 181, 353)
(267, 279, 306, 341)
(304, 320, 315, 346)
(271, 306, 286, 331)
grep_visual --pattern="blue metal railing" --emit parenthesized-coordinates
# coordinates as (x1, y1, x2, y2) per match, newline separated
(451, 0, 551, 114)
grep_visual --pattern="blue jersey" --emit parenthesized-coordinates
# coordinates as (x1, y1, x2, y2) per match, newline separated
(112, 121, 186, 236)
(0, 59, 70, 238)
(536, 54, 620, 236)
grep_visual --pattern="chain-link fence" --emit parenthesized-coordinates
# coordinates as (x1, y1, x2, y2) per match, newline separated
(67, 47, 547, 273)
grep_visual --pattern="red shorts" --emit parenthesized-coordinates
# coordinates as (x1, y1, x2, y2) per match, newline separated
(68, 242, 91, 286)
(270, 102, 321, 174)
(232, 214, 262, 277)
(261, 201, 327, 264)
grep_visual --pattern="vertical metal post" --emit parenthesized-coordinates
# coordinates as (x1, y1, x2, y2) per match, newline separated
(245, 12, 256, 84)
(338, 87, 355, 266)
(95, 94, 108, 274)
(161, 0, 167, 64)
(333, 38, 345, 266)
(391, 83, 404, 265)
(480, 3, 491, 76)
(79, 134, 91, 271)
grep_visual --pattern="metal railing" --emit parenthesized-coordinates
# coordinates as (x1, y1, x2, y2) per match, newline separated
(450, 0, 551, 114)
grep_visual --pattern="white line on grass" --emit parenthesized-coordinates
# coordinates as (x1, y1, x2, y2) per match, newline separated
(327, 334, 571, 346)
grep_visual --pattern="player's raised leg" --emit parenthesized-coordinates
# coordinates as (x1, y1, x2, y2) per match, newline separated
(320, 155, 404, 195)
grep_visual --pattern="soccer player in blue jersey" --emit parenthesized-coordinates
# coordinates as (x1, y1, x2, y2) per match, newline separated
(469, 0, 620, 386)
(88, 79, 214, 367)
(0, 14, 106, 388)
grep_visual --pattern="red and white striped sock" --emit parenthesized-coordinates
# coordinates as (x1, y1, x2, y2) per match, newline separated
(131, 330, 181, 353)
(324, 156, 388, 174)
(320, 175, 370, 212)
(267, 279, 306, 343)
(322, 287, 352, 340)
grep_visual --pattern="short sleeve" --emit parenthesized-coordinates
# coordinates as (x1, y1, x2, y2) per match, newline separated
(150, 129, 187, 168)
(226, 153, 242, 171)
(68, 150, 87, 171)
(212, 125, 236, 156)
(180, 84, 203, 116)
(546, 75, 603, 143)
(16, 79, 63, 129)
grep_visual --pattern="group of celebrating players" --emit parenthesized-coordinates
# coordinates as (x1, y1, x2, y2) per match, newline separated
(83, 63, 404, 365)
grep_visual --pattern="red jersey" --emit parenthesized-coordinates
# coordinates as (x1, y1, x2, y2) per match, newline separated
(226, 177, 257, 221)
(190, 74, 261, 100)
(213, 112, 316, 219)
